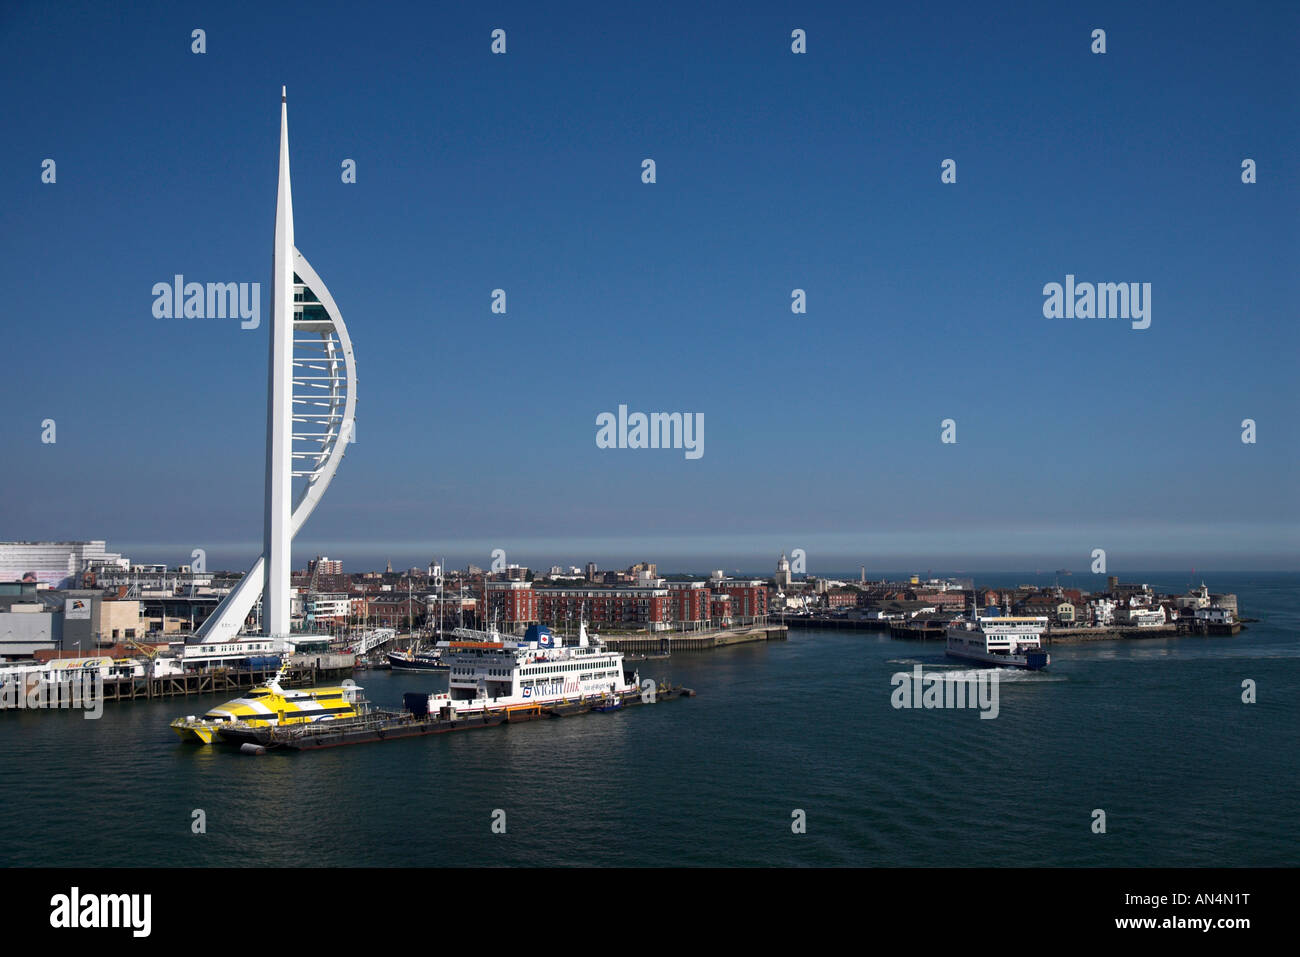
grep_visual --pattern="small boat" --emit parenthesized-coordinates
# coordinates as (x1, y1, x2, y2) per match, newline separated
(592, 697, 624, 712)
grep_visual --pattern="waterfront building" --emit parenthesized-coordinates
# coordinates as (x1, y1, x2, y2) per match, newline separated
(667, 580, 710, 623)
(710, 579, 769, 621)
(366, 594, 425, 629)
(485, 580, 539, 625)
(534, 585, 672, 631)
(1090, 598, 1117, 626)
(304, 593, 350, 626)
(825, 590, 857, 609)
(1195, 606, 1235, 625)
(1117, 605, 1167, 627)
(425, 593, 477, 625)
(914, 590, 967, 611)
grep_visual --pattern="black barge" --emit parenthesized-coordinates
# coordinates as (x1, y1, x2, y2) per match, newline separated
(222, 683, 695, 752)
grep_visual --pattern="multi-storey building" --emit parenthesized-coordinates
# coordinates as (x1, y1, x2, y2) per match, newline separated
(534, 585, 672, 630)
(825, 590, 857, 609)
(712, 579, 768, 620)
(484, 580, 539, 625)
(304, 593, 350, 625)
(667, 581, 710, 623)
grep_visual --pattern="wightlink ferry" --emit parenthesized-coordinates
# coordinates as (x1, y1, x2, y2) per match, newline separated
(945, 611, 1050, 670)
(170, 664, 364, 743)
(412, 621, 636, 719)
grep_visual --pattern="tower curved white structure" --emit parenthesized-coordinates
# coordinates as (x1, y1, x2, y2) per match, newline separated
(197, 89, 356, 644)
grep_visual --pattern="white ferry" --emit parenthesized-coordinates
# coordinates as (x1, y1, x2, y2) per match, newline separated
(945, 612, 1050, 670)
(413, 621, 637, 719)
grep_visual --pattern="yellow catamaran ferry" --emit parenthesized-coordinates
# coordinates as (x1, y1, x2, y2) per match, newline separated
(170, 664, 364, 744)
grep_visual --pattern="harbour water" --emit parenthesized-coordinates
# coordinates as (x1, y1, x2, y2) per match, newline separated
(0, 572, 1295, 867)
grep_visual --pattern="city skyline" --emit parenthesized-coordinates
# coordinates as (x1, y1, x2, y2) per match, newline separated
(3, 2, 1297, 571)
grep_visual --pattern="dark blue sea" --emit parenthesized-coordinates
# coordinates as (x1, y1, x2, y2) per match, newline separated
(1, 572, 1295, 866)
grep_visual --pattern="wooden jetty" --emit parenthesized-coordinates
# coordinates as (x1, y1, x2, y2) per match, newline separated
(3, 653, 356, 709)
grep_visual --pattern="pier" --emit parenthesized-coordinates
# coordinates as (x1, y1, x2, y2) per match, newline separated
(0, 653, 356, 710)
(600, 623, 787, 654)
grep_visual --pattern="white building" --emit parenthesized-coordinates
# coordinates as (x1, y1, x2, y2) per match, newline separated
(305, 593, 351, 624)
(0, 541, 128, 589)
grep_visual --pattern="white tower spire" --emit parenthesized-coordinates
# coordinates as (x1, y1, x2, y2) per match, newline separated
(262, 86, 295, 637)
(196, 89, 357, 645)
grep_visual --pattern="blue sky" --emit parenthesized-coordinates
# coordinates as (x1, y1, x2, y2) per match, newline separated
(1, 0, 1296, 574)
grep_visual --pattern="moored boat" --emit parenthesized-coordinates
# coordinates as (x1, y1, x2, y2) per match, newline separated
(386, 648, 448, 672)
(170, 664, 365, 743)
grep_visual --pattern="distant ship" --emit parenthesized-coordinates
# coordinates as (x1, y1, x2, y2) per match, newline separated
(1055, 569, 1072, 576)
(946, 612, 1050, 670)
